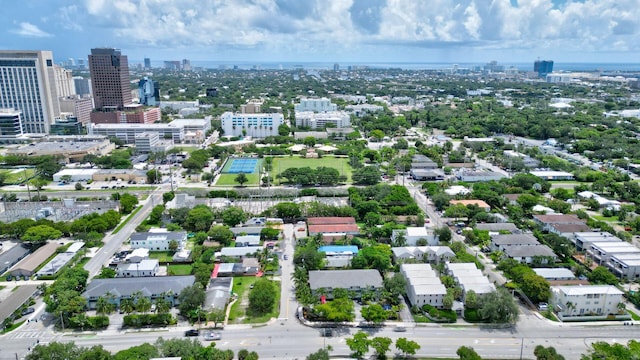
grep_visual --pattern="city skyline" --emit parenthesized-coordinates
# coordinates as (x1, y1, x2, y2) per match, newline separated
(1, 0, 640, 65)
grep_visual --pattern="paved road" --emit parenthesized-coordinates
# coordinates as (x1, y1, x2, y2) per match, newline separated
(83, 186, 164, 278)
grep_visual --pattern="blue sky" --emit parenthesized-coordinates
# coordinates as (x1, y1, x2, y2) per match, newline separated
(1, 0, 639, 65)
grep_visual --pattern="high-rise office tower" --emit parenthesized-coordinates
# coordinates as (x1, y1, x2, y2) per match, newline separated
(88, 48, 132, 110)
(182, 59, 191, 71)
(0, 108, 24, 138)
(144, 57, 151, 69)
(138, 77, 158, 106)
(0, 50, 61, 133)
(534, 60, 554, 78)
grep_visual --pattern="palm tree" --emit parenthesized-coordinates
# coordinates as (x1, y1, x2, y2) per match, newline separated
(96, 296, 115, 315)
(120, 298, 135, 314)
(617, 302, 627, 315)
(154, 297, 172, 314)
(565, 301, 575, 316)
(136, 296, 152, 314)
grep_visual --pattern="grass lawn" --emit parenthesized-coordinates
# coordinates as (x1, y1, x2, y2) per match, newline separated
(413, 313, 431, 323)
(214, 173, 260, 187)
(148, 251, 175, 263)
(1, 320, 25, 334)
(0, 168, 35, 184)
(270, 156, 352, 184)
(228, 277, 281, 324)
(168, 264, 193, 276)
(629, 310, 640, 321)
(112, 206, 143, 234)
(592, 215, 620, 223)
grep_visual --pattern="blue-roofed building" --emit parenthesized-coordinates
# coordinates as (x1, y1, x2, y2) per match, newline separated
(318, 245, 359, 268)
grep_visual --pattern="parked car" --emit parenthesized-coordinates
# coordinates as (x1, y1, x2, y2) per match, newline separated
(22, 307, 35, 316)
(203, 331, 221, 341)
(184, 329, 200, 337)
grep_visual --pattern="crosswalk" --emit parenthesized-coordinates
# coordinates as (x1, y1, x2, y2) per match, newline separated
(3, 330, 52, 340)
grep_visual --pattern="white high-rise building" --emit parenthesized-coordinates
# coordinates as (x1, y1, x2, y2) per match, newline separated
(0, 50, 61, 133)
(220, 112, 283, 138)
(294, 97, 337, 112)
(295, 111, 351, 129)
(54, 65, 76, 97)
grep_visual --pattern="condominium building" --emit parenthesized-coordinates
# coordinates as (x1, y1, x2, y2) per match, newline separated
(295, 111, 351, 129)
(551, 285, 623, 318)
(220, 112, 283, 138)
(54, 65, 75, 97)
(294, 98, 337, 112)
(73, 77, 91, 97)
(59, 96, 93, 125)
(0, 50, 61, 133)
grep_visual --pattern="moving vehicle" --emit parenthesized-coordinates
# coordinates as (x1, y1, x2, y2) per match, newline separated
(203, 331, 221, 341)
(184, 329, 200, 337)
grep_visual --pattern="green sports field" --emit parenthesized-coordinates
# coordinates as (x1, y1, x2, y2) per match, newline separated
(0, 168, 35, 184)
(270, 156, 352, 185)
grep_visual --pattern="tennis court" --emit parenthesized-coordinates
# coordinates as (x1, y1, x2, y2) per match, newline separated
(224, 158, 260, 174)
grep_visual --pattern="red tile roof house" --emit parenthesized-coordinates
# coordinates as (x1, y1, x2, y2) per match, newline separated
(307, 217, 360, 242)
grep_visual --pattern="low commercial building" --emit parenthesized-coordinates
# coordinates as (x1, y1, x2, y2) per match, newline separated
(53, 168, 99, 182)
(318, 245, 359, 268)
(93, 169, 147, 183)
(205, 277, 233, 310)
(89, 122, 185, 144)
(9, 242, 60, 278)
(83, 276, 196, 310)
(7, 139, 115, 163)
(551, 285, 624, 319)
(129, 230, 187, 251)
(307, 217, 360, 238)
(308, 269, 383, 300)
(168, 118, 212, 144)
(457, 171, 506, 182)
(89, 106, 161, 125)
(530, 170, 574, 181)
(0, 285, 38, 324)
(35, 242, 84, 277)
(410, 169, 445, 181)
(490, 234, 540, 252)
(411, 155, 439, 170)
(0, 244, 31, 274)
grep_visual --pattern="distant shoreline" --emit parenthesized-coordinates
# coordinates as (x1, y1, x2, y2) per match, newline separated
(138, 61, 640, 72)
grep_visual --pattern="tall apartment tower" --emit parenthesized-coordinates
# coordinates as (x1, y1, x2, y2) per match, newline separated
(144, 57, 151, 69)
(0, 50, 60, 133)
(534, 60, 554, 78)
(54, 65, 76, 97)
(88, 48, 132, 110)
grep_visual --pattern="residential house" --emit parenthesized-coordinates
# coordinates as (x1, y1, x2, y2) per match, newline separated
(490, 234, 540, 252)
(204, 277, 233, 310)
(533, 268, 576, 281)
(235, 235, 261, 247)
(446, 263, 495, 299)
(475, 223, 519, 233)
(502, 245, 557, 264)
(0, 244, 31, 275)
(532, 214, 586, 232)
(9, 242, 60, 278)
(307, 217, 360, 238)
(116, 259, 160, 277)
(449, 199, 491, 212)
(129, 230, 187, 251)
(391, 227, 438, 246)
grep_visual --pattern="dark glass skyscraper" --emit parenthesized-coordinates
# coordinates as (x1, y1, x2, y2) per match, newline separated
(89, 48, 132, 110)
(534, 60, 554, 78)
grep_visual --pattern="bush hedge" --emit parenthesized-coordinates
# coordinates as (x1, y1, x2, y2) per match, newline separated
(422, 304, 457, 323)
(123, 313, 176, 327)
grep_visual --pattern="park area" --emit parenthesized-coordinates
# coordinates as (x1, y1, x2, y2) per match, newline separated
(270, 156, 352, 185)
(0, 168, 35, 185)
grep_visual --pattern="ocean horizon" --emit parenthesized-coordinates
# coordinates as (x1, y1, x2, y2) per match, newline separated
(144, 60, 640, 72)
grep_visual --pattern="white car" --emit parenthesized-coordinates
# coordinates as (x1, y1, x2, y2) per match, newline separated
(204, 331, 221, 341)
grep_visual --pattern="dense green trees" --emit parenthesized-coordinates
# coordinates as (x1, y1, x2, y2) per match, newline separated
(221, 206, 247, 227)
(352, 166, 381, 185)
(476, 288, 519, 324)
(22, 224, 62, 242)
(177, 284, 206, 318)
(118, 193, 139, 214)
(234, 172, 249, 186)
(248, 279, 277, 316)
(351, 244, 392, 272)
(207, 225, 234, 246)
(184, 205, 215, 232)
(277, 166, 346, 186)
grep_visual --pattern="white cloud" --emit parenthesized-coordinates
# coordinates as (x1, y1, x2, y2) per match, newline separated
(65, 0, 640, 59)
(11, 22, 52, 38)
